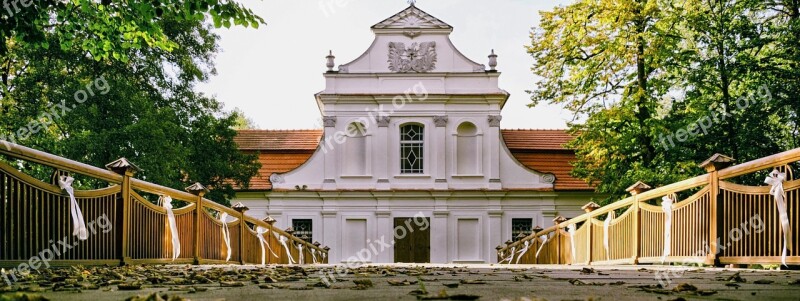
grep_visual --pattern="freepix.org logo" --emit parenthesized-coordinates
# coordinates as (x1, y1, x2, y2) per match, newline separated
(0, 75, 111, 151)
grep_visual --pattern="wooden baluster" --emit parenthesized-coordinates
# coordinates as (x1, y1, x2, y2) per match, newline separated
(186, 183, 208, 265)
(105, 158, 140, 266)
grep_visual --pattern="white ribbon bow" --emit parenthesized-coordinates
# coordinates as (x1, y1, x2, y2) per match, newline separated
(276, 233, 296, 264)
(535, 234, 548, 259)
(603, 211, 616, 261)
(310, 248, 318, 264)
(765, 169, 792, 267)
(160, 196, 180, 261)
(58, 176, 88, 240)
(220, 212, 232, 262)
(296, 243, 305, 265)
(567, 224, 577, 264)
(501, 246, 516, 264)
(515, 240, 531, 264)
(256, 226, 271, 266)
(661, 194, 675, 263)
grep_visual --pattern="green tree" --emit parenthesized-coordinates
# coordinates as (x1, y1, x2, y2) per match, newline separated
(530, 0, 800, 201)
(528, 0, 688, 202)
(0, 3, 262, 205)
(231, 107, 258, 130)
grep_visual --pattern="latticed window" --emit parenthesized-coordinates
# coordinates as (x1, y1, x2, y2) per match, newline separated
(292, 219, 313, 242)
(400, 124, 424, 174)
(511, 218, 533, 241)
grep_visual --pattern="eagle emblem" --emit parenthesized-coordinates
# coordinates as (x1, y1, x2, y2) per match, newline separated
(388, 41, 437, 73)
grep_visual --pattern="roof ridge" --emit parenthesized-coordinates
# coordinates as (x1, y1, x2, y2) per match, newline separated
(237, 129, 323, 132)
(500, 128, 570, 131)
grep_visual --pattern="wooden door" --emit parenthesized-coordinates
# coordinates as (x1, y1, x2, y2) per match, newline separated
(393, 217, 430, 263)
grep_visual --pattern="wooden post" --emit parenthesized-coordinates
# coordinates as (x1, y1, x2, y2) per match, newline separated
(582, 202, 599, 265)
(185, 183, 209, 265)
(232, 202, 249, 265)
(553, 216, 567, 264)
(105, 158, 141, 266)
(699, 154, 735, 266)
(626, 181, 651, 264)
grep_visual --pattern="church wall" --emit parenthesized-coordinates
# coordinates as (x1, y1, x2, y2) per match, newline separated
(232, 191, 593, 263)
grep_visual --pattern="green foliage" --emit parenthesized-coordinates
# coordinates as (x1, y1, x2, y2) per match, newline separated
(0, 1, 263, 205)
(530, 0, 800, 203)
(0, 0, 264, 63)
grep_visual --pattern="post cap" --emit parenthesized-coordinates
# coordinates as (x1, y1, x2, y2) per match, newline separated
(313, 241, 321, 247)
(699, 153, 735, 172)
(231, 202, 249, 212)
(185, 183, 209, 196)
(504, 239, 513, 245)
(323, 246, 330, 251)
(582, 202, 601, 213)
(262, 216, 276, 224)
(285, 227, 295, 235)
(105, 158, 141, 175)
(625, 181, 652, 195)
(495, 245, 504, 250)
(553, 216, 568, 224)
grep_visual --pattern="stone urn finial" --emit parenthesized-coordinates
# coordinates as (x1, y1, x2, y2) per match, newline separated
(488, 49, 498, 71)
(326, 50, 336, 72)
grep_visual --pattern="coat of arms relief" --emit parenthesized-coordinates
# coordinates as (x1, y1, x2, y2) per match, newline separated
(387, 42, 437, 73)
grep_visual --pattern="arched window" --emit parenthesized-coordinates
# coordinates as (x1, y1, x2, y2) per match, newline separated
(344, 122, 367, 175)
(456, 122, 479, 174)
(400, 124, 424, 174)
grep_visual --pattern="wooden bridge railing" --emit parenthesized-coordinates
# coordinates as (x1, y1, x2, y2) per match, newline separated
(498, 148, 800, 266)
(0, 141, 328, 268)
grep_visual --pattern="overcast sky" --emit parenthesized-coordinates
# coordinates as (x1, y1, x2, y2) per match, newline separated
(197, 0, 573, 130)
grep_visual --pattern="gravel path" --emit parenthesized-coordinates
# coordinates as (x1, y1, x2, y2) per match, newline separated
(2, 264, 799, 300)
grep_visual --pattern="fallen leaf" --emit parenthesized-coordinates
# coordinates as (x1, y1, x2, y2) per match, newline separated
(0, 293, 50, 301)
(724, 272, 746, 283)
(220, 281, 244, 287)
(696, 290, 717, 296)
(672, 283, 697, 292)
(459, 279, 486, 285)
(117, 283, 142, 291)
(289, 287, 313, 290)
(449, 294, 481, 300)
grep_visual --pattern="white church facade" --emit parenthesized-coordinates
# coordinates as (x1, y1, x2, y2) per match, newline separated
(233, 4, 598, 264)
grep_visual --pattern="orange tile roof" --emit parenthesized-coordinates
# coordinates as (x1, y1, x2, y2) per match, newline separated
(244, 152, 315, 190)
(501, 129, 574, 151)
(510, 152, 592, 191)
(234, 129, 593, 191)
(235, 130, 323, 151)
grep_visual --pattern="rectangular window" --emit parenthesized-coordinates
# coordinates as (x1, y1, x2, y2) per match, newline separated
(292, 219, 313, 242)
(511, 218, 533, 241)
(400, 124, 424, 174)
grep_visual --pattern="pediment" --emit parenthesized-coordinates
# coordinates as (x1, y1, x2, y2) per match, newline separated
(372, 5, 452, 30)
